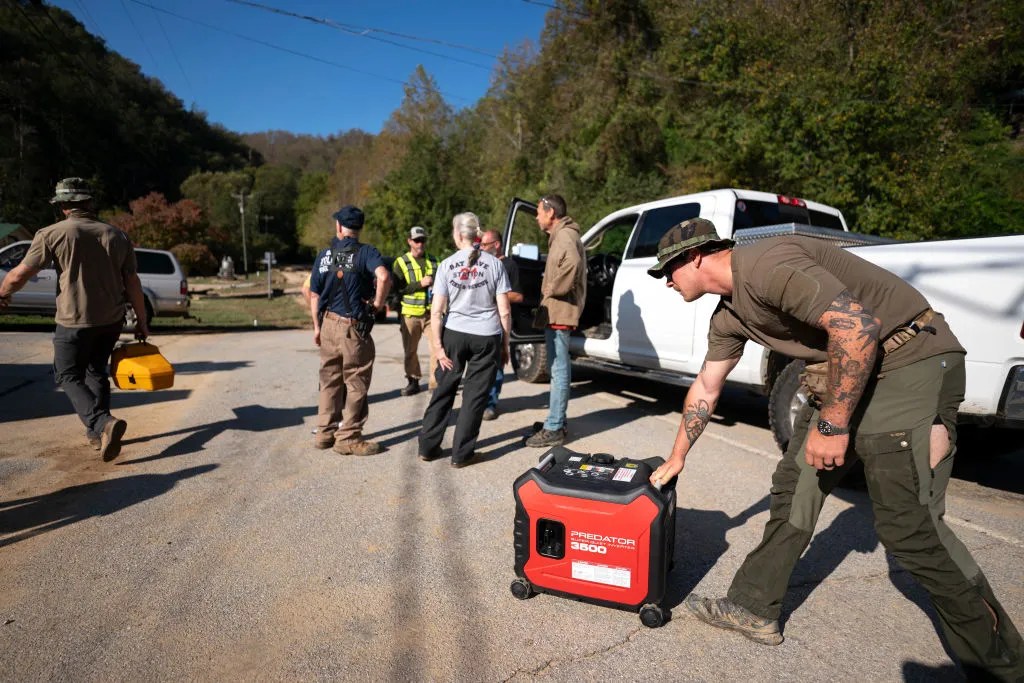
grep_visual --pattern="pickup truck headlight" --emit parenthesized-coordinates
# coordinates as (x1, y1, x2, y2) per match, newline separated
(1002, 366, 1024, 422)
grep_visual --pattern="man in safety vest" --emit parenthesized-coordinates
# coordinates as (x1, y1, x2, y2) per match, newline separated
(393, 226, 440, 395)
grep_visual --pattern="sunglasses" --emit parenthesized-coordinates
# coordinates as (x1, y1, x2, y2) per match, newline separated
(411, 238, 426, 244)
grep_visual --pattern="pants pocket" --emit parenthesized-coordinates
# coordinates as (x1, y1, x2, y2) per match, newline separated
(856, 431, 918, 507)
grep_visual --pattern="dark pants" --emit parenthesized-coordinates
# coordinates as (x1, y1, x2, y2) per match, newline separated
(53, 323, 123, 437)
(728, 352, 1023, 680)
(419, 328, 500, 464)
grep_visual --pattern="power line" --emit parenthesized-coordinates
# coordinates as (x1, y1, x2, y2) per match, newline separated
(73, 0, 107, 42)
(119, 0, 162, 71)
(224, 0, 493, 70)
(149, 4, 196, 105)
(127, 0, 473, 103)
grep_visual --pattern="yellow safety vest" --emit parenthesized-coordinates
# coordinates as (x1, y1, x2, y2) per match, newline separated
(395, 253, 437, 316)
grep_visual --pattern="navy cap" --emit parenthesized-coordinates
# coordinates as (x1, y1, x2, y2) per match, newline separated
(332, 205, 364, 229)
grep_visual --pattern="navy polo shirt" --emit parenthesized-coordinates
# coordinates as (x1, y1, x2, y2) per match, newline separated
(310, 237, 386, 318)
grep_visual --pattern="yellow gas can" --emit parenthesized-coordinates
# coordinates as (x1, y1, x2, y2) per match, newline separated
(111, 342, 174, 390)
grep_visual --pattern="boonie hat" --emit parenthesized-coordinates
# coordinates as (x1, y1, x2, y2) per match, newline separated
(49, 177, 94, 205)
(409, 226, 427, 240)
(332, 205, 364, 229)
(647, 217, 734, 279)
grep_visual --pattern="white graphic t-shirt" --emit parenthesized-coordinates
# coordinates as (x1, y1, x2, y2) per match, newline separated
(433, 248, 510, 336)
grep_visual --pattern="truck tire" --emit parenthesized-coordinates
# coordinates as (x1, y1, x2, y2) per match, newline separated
(124, 300, 154, 333)
(768, 359, 807, 453)
(514, 342, 549, 383)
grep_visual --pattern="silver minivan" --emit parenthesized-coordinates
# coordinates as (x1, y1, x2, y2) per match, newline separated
(0, 240, 189, 326)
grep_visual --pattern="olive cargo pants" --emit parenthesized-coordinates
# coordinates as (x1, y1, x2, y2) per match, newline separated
(728, 352, 1023, 680)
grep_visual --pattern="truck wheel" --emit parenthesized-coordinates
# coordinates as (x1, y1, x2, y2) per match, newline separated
(514, 342, 549, 383)
(124, 300, 153, 333)
(768, 359, 807, 453)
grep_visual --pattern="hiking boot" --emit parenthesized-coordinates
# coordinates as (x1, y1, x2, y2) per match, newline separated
(87, 433, 101, 451)
(451, 452, 477, 469)
(100, 418, 127, 462)
(683, 594, 783, 646)
(400, 379, 421, 396)
(333, 439, 383, 456)
(419, 446, 443, 462)
(526, 428, 566, 448)
(482, 407, 498, 421)
(313, 434, 335, 449)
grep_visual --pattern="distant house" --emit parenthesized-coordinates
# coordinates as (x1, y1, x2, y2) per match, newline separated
(0, 223, 33, 247)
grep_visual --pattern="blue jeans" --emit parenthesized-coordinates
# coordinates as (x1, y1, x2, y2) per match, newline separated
(544, 327, 571, 431)
(486, 367, 504, 411)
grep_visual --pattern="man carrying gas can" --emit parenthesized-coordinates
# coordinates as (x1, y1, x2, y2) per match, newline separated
(647, 218, 1022, 680)
(0, 178, 149, 462)
(308, 205, 390, 455)
(392, 226, 439, 396)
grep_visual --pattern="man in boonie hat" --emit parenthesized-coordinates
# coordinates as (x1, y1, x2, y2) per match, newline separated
(644, 217, 1018, 677)
(0, 177, 149, 462)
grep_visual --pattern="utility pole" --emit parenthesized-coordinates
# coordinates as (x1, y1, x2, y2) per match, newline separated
(231, 190, 250, 277)
(260, 214, 274, 234)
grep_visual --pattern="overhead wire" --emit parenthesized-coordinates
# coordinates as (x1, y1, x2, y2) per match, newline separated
(148, 5, 197, 105)
(127, 0, 474, 103)
(118, 0, 162, 71)
(223, 0, 492, 71)
(73, 0, 107, 43)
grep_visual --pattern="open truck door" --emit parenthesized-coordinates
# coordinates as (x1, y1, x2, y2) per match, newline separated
(502, 197, 550, 382)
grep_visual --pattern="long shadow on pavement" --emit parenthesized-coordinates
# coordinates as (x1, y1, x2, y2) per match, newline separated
(0, 464, 217, 547)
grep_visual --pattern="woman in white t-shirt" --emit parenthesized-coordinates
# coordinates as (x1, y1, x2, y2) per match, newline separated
(418, 212, 511, 467)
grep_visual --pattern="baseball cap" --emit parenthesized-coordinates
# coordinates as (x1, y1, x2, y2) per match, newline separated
(647, 218, 734, 279)
(49, 177, 94, 205)
(332, 205, 364, 229)
(409, 226, 427, 240)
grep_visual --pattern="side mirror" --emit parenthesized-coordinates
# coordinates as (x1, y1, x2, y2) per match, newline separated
(512, 243, 540, 260)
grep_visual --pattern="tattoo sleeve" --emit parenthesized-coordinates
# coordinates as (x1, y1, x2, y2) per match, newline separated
(683, 399, 712, 446)
(820, 290, 880, 421)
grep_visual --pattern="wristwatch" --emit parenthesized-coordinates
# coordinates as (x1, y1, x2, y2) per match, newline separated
(817, 419, 850, 436)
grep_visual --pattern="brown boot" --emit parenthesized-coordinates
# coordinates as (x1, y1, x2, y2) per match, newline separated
(100, 418, 127, 462)
(333, 439, 383, 456)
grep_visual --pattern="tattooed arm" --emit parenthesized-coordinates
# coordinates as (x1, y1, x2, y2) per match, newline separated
(650, 356, 740, 485)
(805, 289, 881, 470)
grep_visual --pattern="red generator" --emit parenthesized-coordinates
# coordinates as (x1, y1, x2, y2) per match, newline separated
(511, 446, 677, 627)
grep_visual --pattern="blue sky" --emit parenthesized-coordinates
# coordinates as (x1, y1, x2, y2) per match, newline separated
(49, 0, 549, 136)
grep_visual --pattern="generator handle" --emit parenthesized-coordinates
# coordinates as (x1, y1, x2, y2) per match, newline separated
(536, 451, 556, 471)
(652, 479, 663, 492)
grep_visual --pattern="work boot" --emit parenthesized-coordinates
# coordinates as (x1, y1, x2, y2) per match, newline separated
(400, 378, 421, 396)
(683, 594, 783, 646)
(100, 417, 127, 462)
(482, 407, 498, 421)
(87, 432, 101, 451)
(313, 433, 335, 449)
(333, 439, 383, 456)
(451, 452, 477, 469)
(419, 446, 443, 462)
(526, 427, 566, 448)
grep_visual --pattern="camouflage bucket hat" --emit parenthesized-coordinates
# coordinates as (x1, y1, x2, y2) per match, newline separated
(49, 177, 94, 205)
(647, 217, 734, 278)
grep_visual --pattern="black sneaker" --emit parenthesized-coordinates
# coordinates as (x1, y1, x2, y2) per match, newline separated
(683, 594, 783, 646)
(525, 428, 565, 448)
(400, 379, 421, 396)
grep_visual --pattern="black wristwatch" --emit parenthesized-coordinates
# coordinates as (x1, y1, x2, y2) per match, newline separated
(817, 419, 850, 436)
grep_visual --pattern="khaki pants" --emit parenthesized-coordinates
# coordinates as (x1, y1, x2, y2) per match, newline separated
(729, 352, 1023, 680)
(318, 313, 374, 442)
(400, 313, 436, 389)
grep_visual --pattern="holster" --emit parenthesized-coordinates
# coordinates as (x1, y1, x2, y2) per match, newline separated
(354, 311, 375, 340)
(800, 361, 829, 407)
(881, 309, 935, 354)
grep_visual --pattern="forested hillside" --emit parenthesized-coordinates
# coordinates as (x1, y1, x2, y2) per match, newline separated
(2, 0, 1021, 272)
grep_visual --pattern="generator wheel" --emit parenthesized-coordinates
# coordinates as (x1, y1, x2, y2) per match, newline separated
(639, 604, 665, 628)
(510, 578, 534, 600)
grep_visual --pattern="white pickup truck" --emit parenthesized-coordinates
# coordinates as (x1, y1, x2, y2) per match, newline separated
(502, 189, 1024, 450)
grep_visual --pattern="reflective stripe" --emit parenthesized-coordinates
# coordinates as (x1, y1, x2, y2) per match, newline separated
(395, 253, 436, 316)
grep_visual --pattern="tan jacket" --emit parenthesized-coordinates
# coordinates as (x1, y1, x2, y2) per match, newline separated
(535, 216, 586, 328)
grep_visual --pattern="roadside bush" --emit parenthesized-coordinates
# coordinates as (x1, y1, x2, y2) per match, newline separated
(171, 243, 218, 276)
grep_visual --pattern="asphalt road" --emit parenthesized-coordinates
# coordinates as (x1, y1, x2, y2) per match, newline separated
(1, 321, 1022, 682)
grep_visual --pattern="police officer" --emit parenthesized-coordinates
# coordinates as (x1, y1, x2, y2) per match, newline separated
(647, 218, 1023, 679)
(0, 178, 149, 461)
(308, 205, 391, 456)
(392, 226, 439, 396)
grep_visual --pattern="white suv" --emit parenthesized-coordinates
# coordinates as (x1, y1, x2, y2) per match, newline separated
(0, 241, 189, 326)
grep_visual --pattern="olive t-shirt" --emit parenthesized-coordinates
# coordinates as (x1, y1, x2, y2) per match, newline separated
(706, 237, 964, 372)
(22, 212, 137, 328)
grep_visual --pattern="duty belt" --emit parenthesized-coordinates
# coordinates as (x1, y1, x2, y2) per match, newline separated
(881, 308, 935, 354)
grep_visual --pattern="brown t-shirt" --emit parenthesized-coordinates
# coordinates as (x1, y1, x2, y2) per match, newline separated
(707, 237, 964, 372)
(22, 211, 137, 328)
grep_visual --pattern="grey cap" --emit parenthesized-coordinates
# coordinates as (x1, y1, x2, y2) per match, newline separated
(409, 226, 427, 239)
(49, 177, 94, 205)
